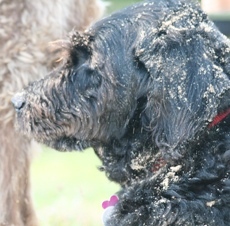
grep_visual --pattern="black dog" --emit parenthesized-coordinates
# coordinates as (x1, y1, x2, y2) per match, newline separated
(12, 0, 230, 225)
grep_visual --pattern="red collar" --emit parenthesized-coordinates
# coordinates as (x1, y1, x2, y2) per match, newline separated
(151, 108, 230, 173)
(152, 158, 166, 172)
(208, 108, 230, 129)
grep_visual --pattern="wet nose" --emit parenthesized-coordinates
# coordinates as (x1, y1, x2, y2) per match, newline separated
(11, 92, 26, 111)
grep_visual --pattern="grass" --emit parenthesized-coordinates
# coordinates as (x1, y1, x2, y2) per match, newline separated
(31, 1, 140, 225)
(107, 0, 140, 14)
(31, 148, 119, 226)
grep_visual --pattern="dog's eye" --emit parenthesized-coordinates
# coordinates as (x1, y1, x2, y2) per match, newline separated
(72, 65, 101, 91)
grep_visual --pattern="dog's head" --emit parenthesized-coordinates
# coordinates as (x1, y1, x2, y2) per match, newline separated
(12, 0, 230, 161)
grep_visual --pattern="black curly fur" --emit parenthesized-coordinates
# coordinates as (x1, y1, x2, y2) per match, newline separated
(13, 0, 230, 225)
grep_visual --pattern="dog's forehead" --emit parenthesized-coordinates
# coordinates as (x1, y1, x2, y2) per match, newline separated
(84, 0, 203, 43)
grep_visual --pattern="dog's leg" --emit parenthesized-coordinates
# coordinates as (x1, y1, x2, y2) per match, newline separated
(0, 124, 38, 226)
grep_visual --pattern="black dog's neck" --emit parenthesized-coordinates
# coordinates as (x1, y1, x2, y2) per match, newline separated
(94, 105, 230, 186)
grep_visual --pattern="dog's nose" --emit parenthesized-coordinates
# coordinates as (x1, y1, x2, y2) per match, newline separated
(11, 92, 26, 110)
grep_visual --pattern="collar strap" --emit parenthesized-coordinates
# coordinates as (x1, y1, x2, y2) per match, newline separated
(151, 108, 230, 173)
(208, 108, 230, 129)
(152, 158, 166, 172)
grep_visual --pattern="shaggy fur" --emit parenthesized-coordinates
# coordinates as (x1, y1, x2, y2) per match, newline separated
(12, 0, 230, 225)
(0, 0, 105, 225)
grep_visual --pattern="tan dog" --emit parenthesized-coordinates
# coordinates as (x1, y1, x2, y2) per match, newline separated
(0, 0, 105, 225)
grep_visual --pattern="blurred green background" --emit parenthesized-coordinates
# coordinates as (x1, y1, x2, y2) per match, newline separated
(106, 0, 140, 13)
(31, 1, 140, 226)
(31, 148, 119, 226)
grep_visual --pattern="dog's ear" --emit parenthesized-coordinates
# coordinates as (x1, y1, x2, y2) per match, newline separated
(48, 32, 92, 67)
(135, 21, 230, 160)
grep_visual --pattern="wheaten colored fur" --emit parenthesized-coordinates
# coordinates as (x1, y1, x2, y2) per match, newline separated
(0, 0, 105, 225)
